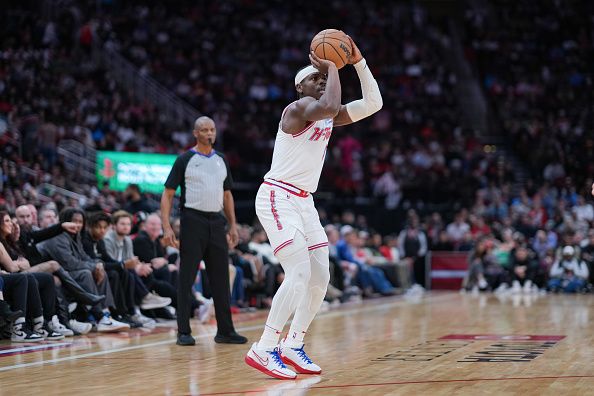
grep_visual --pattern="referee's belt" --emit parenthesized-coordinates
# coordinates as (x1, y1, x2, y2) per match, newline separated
(263, 179, 310, 198)
(183, 207, 222, 218)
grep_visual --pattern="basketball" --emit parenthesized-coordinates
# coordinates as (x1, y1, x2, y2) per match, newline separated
(310, 29, 352, 69)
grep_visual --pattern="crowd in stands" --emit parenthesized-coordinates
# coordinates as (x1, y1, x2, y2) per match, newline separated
(1, 1, 514, 212)
(1, 1, 594, 342)
(1, 177, 594, 341)
(464, 0, 594, 190)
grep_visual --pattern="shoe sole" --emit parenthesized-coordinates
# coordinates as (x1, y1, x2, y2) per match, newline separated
(244, 356, 296, 380)
(11, 338, 43, 343)
(214, 337, 248, 344)
(72, 326, 92, 335)
(140, 302, 171, 310)
(281, 356, 322, 374)
(97, 325, 129, 333)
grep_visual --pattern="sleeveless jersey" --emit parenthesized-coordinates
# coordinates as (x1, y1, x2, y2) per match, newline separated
(264, 103, 334, 193)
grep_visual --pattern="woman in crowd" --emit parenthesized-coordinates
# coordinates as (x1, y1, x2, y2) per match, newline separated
(0, 211, 64, 341)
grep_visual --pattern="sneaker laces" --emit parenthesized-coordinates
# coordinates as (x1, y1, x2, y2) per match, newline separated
(271, 347, 288, 368)
(293, 345, 313, 364)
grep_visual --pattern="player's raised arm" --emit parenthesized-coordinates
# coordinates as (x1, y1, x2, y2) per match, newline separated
(282, 52, 341, 134)
(334, 36, 383, 127)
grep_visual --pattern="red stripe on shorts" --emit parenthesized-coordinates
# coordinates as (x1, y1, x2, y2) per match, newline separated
(274, 239, 294, 255)
(308, 242, 329, 251)
(270, 190, 283, 230)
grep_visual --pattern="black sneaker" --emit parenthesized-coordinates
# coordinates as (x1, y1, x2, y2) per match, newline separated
(118, 314, 143, 329)
(214, 331, 248, 344)
(0, 301, 22, 323)
(37, 323, 65, 341)
(177, 333, 196, 346)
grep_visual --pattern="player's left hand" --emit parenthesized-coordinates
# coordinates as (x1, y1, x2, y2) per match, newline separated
(591, 182, 594, 197)
(346, 35, 363, 64)
(227, 224, 239, 249)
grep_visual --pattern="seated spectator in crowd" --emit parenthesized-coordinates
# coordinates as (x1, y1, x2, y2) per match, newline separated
(103, 210, 171, 325)
(38, 208, 129, 332)
(464, 237, 505, 292)
(0, 275, 23, 328)
(82, 212, 146, 328)
(548, 246, 589, 293)
(581, 230, 594, 286)
(248, 226, 283, 300)
(124, 184, 156, 214)
(0, 212, 64, 341)
(39, 207, 60, 228)
(446, 213, 470, 249)
(133, 214, 191, 319)
(15, 205, 36, 230)
(12, 212, 102, 335)
(532, 230, 557, 261)
(337, 225, 396, 297)
(325, 225, 356, 297)
(509, 246, 539, 293)
(431, 230, 454, 251)
(397, 212, 428, 287)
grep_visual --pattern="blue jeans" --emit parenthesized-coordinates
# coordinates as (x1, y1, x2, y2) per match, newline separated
(548, 278, 586, 293)
(356, 263, 394, 293)
(231, 265, 245, 305)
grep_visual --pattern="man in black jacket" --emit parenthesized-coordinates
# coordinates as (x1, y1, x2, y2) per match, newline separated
(82, 212, 142, 328)
(16, 210, 105, 335)
(38, 208, 129, 332)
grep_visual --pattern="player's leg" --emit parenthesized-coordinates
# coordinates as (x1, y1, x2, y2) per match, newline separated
(246, 184, 309, 379)
(280, 198, 329, 374)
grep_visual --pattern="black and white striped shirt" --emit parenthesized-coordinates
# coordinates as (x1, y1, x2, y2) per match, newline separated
(164, 149, 232, 212)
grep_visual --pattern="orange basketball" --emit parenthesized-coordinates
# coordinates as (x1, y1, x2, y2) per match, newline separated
(310, 29, 352, 69)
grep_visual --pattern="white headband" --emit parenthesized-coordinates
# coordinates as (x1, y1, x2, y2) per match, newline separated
(294, 65, 319, 86)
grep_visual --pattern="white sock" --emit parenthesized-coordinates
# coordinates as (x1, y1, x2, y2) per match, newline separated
(258, 231, 311, 350)
(287, 247, 330, 348)
(284, 329, 306, 348)
(257, 324, 282, 350)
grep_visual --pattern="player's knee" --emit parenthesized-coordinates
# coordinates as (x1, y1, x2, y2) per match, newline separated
(275, 230, 308, 261)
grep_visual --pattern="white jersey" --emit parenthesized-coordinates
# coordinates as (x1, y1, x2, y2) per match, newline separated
(264, 103, 334, 193)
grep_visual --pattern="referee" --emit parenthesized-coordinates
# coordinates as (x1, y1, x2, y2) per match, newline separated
(161, 116, 247, 346)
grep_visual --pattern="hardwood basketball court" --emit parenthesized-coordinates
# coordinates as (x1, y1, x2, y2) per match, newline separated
(1, 292, 592, 395)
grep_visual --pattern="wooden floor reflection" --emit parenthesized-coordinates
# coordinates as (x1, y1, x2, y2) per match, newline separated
(1, 291, 593, 395)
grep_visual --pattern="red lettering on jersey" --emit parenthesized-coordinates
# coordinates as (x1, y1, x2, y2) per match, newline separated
(309, 127, 323, 141)
(309, 127, 332, 142)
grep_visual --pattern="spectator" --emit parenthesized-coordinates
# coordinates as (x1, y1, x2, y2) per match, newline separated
(397, 213, 428, 287)
(103, 210, 171, 326)
(133, 214, 186, 319)
(124, 184, 156, 214)
(37, 208, 129, 332)
(446, 212, 470, 248)
(548, 246, 589, 293)
(509, 246, 539, 293)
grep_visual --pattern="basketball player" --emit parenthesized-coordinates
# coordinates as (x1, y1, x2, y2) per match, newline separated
(245, 36, 383, 379)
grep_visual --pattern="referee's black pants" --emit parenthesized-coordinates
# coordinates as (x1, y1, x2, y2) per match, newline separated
(178, 209, 235, 336)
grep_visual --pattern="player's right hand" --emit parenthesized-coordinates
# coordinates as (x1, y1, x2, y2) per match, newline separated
(346, 35, 363, 64)
(309, 51, 336, 74)
(162, 226, 179, 249)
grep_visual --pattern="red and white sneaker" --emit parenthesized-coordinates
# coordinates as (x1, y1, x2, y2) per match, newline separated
(279, 339, 322, 374)
(245, 342, 297, 380)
